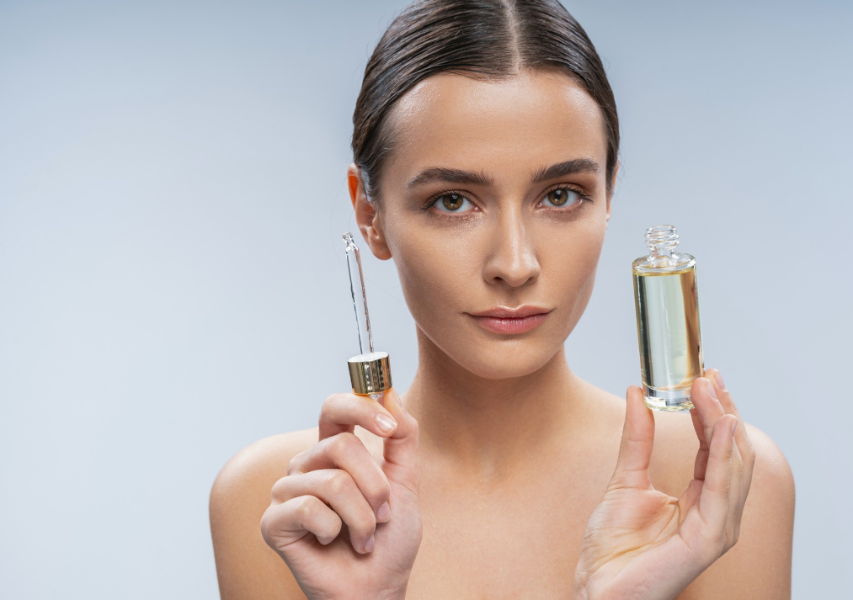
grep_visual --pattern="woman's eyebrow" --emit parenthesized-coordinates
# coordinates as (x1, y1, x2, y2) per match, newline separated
(531, 158, 600, 183)
(406, 167, 493, 190)
(406, 159, 600, 190)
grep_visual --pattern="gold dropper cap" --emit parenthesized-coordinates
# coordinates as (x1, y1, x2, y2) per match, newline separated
(347, 351, 392, 396)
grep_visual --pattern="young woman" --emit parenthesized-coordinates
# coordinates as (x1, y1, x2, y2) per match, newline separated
(210, 1, 794, 598)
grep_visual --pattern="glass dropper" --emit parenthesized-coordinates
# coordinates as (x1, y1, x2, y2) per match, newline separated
(343, 232, 374, 355)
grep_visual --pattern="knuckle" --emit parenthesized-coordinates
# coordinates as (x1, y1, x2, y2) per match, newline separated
(330, 432, 361, 457)
(270, 476, 292, 501)
(259, 510, 275, 543)
(322, 392, 347, 411)
(323, 392, 341, 405)
(319, 393, 362, 429)
(318, 394, 340, 421)
(286, 450, 307, 476)
(296, 496, 320, 522)
(325, 470, 355, 497)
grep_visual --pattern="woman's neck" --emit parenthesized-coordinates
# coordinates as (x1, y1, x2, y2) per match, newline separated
(403, 329, 585, 478)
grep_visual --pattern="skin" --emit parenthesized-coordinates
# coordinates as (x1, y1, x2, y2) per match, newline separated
(210, 70, 794, 599)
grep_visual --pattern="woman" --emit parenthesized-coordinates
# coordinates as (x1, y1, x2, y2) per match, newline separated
(210, 1, 794, 598)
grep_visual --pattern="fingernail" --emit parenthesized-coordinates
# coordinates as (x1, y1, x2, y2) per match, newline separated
(375, 413, 397, 433)
(364, 534, 375, 553)
(731, 420, 737, 437)
(377, 501, 391, 522)
(714, 371, 727, 392)
(705, 379, 717, 400)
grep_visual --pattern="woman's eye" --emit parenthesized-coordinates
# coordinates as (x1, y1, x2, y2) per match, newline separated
(433, 193, 473, 213)
(543, 187, 581, 208)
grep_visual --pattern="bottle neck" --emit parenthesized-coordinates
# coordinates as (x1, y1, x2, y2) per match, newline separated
(646, 225, 679, 258)
(650, 244, 674, 258)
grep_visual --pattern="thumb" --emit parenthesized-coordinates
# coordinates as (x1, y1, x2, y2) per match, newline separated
(379, 388, 420, 494)
(611, 386, 655, 489)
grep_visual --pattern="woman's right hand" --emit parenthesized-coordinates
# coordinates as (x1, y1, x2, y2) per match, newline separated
(260, 388, 422, 600)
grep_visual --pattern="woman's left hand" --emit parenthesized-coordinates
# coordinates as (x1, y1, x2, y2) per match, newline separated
(574, 369, 756, 600)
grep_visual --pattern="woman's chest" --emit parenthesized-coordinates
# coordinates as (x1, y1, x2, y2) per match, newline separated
(404, 468, 607, 599)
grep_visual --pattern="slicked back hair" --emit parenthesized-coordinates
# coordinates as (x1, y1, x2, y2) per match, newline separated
(352, 0, 619, 200)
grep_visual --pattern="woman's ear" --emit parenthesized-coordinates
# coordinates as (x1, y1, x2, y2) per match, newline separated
(347, 163, 392, 260)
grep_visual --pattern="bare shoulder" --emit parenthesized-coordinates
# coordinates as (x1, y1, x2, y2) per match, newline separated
(209, 428, 318, 600)
(742, 422, 795, 497)
(731, 421, 795, 534)
(212, 428, 319, 503)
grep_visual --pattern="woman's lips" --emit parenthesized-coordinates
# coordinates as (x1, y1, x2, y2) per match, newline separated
(467, 306, 552, 335)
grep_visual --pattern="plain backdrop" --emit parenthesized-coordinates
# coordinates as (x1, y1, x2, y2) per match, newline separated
(1, 0, 851, 597)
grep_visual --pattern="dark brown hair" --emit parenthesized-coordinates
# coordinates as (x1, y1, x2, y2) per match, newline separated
(352, 0, 619, 201)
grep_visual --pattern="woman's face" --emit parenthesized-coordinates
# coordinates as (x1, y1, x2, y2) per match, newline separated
(358, 70, 612, 380)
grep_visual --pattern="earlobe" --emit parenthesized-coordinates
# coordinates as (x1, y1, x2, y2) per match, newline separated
(365, 211, 393, 261)
(347, 163, 393, 260)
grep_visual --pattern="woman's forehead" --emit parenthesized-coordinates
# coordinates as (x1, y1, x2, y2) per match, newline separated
(384, 70, 608, 183)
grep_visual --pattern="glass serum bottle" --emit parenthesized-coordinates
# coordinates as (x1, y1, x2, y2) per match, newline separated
(632, 225, 703, 411)
(342, 232, 392, 401)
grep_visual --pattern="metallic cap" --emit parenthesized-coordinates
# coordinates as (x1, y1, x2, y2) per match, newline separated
(347, 351, 392, 395)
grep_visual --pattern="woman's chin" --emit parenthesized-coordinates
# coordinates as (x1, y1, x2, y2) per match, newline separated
(446, 342, 562, 381)
(417, 321, 568, 381)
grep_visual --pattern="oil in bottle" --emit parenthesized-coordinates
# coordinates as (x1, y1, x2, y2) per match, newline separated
(632, 225, 703, 411)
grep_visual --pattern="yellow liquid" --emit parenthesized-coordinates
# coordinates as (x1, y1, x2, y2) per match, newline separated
(633, 266, 703, 411)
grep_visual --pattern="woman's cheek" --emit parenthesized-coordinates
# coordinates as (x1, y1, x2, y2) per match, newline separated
(558, 232, 605, 324)
(392, 240, 480, 342)
(397, 245, 475, 314)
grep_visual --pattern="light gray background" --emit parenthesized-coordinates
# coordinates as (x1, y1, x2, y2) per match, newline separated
(1, 0, 851, 597)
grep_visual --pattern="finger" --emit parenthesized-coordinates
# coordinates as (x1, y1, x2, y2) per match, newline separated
(690, 377, 725, 450)
(261, 495, 343, 551)
(378, 388, 420, 494)
(698, 414, 738, 533)
(611, 386, 655, 489)
(288, 432, 392, 521)
(690, 408, 710, 480)
(726, 443, 746, 546)
(319, 392, 399, 441)
(271, 470, 377, 553)
(704, 369, 740, 418)
(678, 478, 704, 514)
(705, 368, 753, 536)
(705, 368, 756, 497)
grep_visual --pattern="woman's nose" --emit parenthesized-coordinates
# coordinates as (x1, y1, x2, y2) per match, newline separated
(482, 211, 540, 288)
